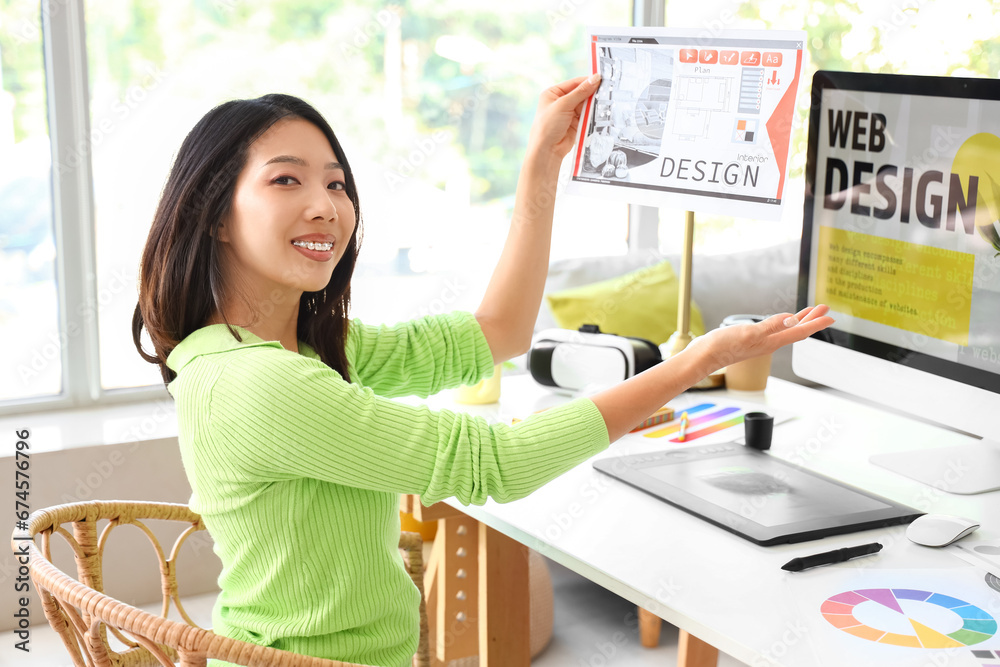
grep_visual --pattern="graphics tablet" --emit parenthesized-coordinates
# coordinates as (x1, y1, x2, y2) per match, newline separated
(593, 443, 922, 545)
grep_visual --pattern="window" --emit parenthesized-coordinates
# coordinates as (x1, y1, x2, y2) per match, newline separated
(82, 0, 631, 392)
(0, 2, 59, 402)
(5, 0, 996, 413)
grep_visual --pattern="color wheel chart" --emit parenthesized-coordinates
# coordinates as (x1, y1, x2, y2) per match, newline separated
(643, 402, 745, 442)
(821, 588, 998, 649)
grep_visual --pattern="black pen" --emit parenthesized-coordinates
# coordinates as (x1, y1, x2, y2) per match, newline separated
(781, 542, 883, 572)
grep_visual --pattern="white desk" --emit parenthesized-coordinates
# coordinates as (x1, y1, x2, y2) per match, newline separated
(414, 374, 1000, 667)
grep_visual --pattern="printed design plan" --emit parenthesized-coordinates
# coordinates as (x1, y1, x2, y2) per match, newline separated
(569, 27, 805, 221)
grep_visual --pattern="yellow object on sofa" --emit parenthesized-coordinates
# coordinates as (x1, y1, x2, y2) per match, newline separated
(544, 260, 705, 344)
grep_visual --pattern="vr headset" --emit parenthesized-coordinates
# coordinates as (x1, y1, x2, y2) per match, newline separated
(528, 324, 662, 393)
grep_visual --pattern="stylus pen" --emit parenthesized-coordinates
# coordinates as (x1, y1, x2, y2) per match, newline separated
(781, 542, 883, 572)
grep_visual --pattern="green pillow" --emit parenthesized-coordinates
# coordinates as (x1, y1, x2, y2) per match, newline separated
(544, 261, 705, 345)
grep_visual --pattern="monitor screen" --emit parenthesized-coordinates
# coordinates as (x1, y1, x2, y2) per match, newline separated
(795, 70, 1000, 494)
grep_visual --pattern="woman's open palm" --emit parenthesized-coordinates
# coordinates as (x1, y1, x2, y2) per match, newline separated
(687, 305, 835, 374)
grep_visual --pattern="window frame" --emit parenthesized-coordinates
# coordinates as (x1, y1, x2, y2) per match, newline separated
(1, 0, 661, 417)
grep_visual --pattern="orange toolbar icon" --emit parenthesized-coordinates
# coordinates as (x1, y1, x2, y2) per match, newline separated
(698, 49, 718, 64)
(740, 51, 761, 66)
(720, 50, 739, 65)
(680, 49, 698, 63)
(763, 52, 783, 66)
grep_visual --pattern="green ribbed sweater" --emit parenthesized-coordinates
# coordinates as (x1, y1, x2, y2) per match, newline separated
(165, 311, 610, 667)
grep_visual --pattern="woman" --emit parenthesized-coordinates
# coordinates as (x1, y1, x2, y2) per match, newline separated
(133, 75, 832, 667)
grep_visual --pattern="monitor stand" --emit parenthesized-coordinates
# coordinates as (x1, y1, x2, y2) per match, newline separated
(870, 440, 1000, 495)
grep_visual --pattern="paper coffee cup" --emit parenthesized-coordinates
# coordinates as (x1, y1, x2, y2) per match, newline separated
(725, 354, 772, 391)
(720, 314, 772, 392)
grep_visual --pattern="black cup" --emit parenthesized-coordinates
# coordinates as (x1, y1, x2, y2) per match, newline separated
(744, 412, 774, 451)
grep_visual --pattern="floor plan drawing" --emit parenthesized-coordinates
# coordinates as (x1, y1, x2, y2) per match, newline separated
(672, 75, 734, 141)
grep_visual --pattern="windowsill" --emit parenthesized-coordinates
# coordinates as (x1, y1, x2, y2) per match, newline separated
(0, 397, 178, 456)
(1, 366, 536, 458)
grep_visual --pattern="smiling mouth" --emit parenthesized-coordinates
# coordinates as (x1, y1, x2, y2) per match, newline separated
(291, 240, 333, 251)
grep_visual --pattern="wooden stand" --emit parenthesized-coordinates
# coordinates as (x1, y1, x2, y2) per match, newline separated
(478, 524, 530, 666)
(403, 495, 529, 666)
(405, 494, 718, 667)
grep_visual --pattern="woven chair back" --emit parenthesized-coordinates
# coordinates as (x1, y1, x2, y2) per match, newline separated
(13, 500, 429, 667)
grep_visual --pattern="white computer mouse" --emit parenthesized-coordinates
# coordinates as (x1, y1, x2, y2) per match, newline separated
(906, 514, 980, 547)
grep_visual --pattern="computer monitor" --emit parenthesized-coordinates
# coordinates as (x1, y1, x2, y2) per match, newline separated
(794, 70, 1000, 495)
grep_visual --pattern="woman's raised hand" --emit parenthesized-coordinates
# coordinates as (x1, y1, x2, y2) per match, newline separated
(527, 74, 602, 161)
(685, 305, 835, 375)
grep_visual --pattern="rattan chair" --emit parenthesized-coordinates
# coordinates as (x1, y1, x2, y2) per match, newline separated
(12, 500, 430, 667)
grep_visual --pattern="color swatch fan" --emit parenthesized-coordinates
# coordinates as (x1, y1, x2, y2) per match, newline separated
(822, 588, 997, 648)
(642, 402, 745, 442)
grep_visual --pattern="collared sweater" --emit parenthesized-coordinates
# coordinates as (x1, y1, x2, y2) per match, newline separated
(165, 311, 610, 667)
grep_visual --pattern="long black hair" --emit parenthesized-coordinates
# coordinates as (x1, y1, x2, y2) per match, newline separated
(132, 93, 362, 385)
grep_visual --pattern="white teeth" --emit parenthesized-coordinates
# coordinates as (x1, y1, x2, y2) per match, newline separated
(292, 240, 333, 251)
